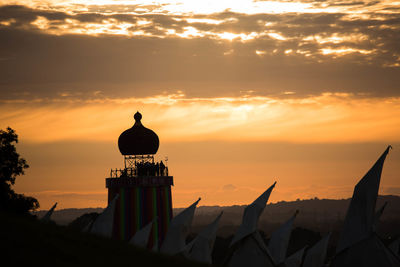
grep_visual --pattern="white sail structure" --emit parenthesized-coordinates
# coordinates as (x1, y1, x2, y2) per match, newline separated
(41, 202, 57, 222)
(160, 197, 201, 255)
(187, 212, 223, 264)
(373, 201, 388, 232)
(336, 146, 392, 253)
(230, 182, 276, 247)
(129, 220, 154, 248)
(331, 234, 400, 267)
(228, 230, 275, 267)
(268, 210, 299, 264)
(90, 194, 119, 238)
(284, 246, 306, 267)
(303, 233, 331, 267)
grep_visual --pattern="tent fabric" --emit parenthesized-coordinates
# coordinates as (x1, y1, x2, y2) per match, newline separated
(129, 220, 154, 248)
(336, 146, 391, 253)
(284, 246, 306, 267)
(389, 238, 399, 256)
(41, 202, 57, 222)
(90, 194, 119, 238)
(268, 210, 299, 264)
(160, 197, 201, 255)
(373, 201, 388, 232)
(303, 233, 331, 267)
(228, 231, 276, 267)
(187, 212, 223, 264)
(230, 182, 276, 247)
(331, 234, 400, 267)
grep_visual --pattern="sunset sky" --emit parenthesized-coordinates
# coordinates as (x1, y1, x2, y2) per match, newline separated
(1, 0, 399, 210)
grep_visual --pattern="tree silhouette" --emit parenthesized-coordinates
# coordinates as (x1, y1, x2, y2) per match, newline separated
(0, 127, 39, 214)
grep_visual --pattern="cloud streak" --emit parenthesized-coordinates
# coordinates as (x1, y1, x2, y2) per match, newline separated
(1, 92, 399, 143)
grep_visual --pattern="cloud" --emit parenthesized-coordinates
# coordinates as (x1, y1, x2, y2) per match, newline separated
(0, 2, 399, 99)
(1, 92, 400, 144)
(222, 184, 237, 191)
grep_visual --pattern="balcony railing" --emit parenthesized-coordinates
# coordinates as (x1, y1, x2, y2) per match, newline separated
(109, 166, 169, 178)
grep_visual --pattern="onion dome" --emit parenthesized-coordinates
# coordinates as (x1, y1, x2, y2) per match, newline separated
(118, 112, 159, 155)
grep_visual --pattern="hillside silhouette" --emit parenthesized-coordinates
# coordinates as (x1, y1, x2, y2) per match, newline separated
(0, 212, 207, 267)
(36, 195, 400, 239)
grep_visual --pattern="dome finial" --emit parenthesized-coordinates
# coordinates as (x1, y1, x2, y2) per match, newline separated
(134, 111, 142, 122)
(118, 111, 159, 155)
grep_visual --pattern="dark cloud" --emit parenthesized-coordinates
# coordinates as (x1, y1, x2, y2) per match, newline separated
(0, 4, 399, 99)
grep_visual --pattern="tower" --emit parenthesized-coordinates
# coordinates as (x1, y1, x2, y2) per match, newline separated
(106, 112, 173, 248)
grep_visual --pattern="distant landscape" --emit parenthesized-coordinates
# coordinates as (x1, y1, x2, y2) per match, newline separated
(34, 195, 400, 238)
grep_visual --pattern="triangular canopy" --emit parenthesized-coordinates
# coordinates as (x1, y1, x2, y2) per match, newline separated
(284, 246, 306, 267)
(230, 182, 276, 246)
(187, 212, 223, 264)
(336, 146, 391, 253)
(160, 197, 201, 255)
(331, 234, 400, 267)
(129, 219, 154, 248)
(41, 202, 57, 222)
(268, 210, 299, 264)
(302, 233, 331, 267)
(228, 231, 275, 267)
(373, 201, 388, 232)
(90, 194, 119, 238)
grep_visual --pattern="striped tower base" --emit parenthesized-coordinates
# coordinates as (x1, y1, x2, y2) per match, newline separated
(106, 176, 173, 248)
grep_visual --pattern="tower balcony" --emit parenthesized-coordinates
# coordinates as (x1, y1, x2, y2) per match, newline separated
(106, 166, 173, 188)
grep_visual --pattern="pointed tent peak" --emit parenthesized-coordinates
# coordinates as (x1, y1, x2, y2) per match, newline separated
(379, 201, 388, 211)
(230, 182, 276, 247)
(216, 211, 223, 219)
(186, 197, 201, 207)
(186, 197, 201, 209)
(337, 146, 391, 254)
(303, 233, 331, 267)
(267, 211, 298, 264)
(187, 212, 224, 264)
(41, 202, 58, 222)
(161, 198, 200, 255)
(130, 220, 154, 248)
(252, 182, 277, 207)
(201, 211, 223, 233)
(373, 201, 388, 231)
(49, 202, 57, 210)
(285, 246, 307, 267)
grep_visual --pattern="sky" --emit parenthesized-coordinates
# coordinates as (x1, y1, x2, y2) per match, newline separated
(0, 0, 399, 209)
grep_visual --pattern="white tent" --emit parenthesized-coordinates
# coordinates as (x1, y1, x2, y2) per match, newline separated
(331, 146, 400, 267)
(90, 194, 119, 238)
(268, 210, 299, 264)
(160, 197, 201, 255)
(302, 233, 331, 267)
(41, 202, 57, 222)
(336, 146, 391, 253)
(230, 182, 276, 247)
(228, 230, 275, 267)
(187, 212, 223, 264)
(373, 201, 388, 232)
(129, 219, 154, 248)
(284, 246, 306, 267)
(331, 234, 400, 267)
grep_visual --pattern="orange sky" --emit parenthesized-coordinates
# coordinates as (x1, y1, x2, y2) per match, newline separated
(1, 0, 400, 209)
